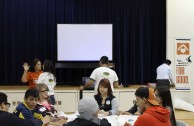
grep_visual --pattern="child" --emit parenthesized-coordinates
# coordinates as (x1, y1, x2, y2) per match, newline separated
(37, 60, 56, 105)
(13, 88, 43, 120)
(0, 92, 50, 126)
(35, 84, 56, 116)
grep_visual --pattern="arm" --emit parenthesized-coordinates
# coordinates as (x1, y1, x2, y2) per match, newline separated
(169, 67, 174, 84)
(8, 113, 43, 126)
(85, 79, 94, 87)
(113, 81, 119, 88)
(80, 79, 95, 90)
(113, 71, 119, 88)
(126, 104, 138, 115)
(109, 98, 119, 115)
(21, 63, 30, 83)
(48, 118, 67, 126)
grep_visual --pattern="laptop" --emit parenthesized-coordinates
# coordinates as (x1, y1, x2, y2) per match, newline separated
(82, 77, 95, 90)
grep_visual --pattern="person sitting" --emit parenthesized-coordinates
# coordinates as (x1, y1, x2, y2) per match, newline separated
(64, 97, 111, 126)
(13, 88, 43, 120)
(34, 84, 67, 125)
(154, 85, 177, 126)
(125, 87, 170, 126)
(34, 84, 56, 117)
(94, 79, 119, 116)
(0, 92, 50, 126)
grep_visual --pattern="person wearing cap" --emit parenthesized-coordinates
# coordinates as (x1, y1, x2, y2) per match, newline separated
(0, 92, 50, 126)
(64, 97, 111, 126)
(156, 59, 174, 88)
(125, 87, 170, 126)
(80, 56, 120, 94)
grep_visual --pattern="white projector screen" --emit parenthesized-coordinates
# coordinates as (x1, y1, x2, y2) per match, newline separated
(57, 24, 113, 61)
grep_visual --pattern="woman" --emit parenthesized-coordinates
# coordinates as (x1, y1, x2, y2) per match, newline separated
(94, 79, 119, 116)
(37, 60, 56, 105)
(154, 85, 177, 126)
(21, 59, 42, 89)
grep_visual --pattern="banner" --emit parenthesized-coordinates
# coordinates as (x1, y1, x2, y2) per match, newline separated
(175, 39, 192, 90)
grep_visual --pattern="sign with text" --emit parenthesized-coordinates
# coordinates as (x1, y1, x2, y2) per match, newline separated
(175, 39, 192, 90)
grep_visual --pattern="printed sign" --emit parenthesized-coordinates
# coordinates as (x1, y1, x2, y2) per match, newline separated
(175, 39, 192, 90)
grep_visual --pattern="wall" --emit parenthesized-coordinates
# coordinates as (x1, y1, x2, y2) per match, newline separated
(167, 0, 194, 103)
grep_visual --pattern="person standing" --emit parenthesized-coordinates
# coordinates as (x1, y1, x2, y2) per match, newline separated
(80, 56, 119, 94)
(21, 59, 42, 89)
(156, 59, 174, 88)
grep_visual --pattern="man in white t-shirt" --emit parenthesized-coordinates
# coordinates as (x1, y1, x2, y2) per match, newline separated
(156, 59, 174, 88)
(80, 56, 119, 94)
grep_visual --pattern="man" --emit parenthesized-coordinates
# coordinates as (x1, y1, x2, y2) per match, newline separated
(64, 97, 111, 126)
(0, 92, 50, 126)
(156, 59, 174, 88)
(125, 87, 170, 126)
(80, 56, 119, 94)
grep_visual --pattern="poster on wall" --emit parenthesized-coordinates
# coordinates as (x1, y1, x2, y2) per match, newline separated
(175, 39, 192, 90)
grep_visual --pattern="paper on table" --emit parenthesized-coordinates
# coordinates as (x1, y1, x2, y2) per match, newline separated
(118, 115, 139, 126)
(65, 111, 79, 122)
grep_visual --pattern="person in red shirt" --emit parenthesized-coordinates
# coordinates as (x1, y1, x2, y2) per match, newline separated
(125, 87, 170, 126)
(21, 59, 42, 89)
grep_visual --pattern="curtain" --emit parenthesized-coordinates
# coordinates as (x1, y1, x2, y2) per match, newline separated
(0, 0, 166, 85)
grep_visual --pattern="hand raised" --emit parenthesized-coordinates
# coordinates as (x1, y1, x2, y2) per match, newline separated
(23, 62, 30, 71)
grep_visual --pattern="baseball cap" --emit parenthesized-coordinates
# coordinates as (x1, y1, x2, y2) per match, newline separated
(135, 87, 159, 106)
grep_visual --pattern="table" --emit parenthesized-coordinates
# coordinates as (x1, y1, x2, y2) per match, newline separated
(175, 109, 194, 126)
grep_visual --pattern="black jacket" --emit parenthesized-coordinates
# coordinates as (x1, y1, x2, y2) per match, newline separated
(0, 110, 43, 126)
(94, 94, 115, 112)
(64, 118, 111, 126)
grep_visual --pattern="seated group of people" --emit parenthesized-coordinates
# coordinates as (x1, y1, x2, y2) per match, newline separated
(77, 78, 176, 126)
(0, 78, 176, 126)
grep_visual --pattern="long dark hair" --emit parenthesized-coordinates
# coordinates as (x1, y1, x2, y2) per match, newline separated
(43, 60, 56, 78)
(155, 85, 176, 126)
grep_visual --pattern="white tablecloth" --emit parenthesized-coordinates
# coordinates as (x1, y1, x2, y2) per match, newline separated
(65, 112, 139, 126)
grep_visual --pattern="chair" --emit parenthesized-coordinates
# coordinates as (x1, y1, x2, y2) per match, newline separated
(176, 120, 189, 126)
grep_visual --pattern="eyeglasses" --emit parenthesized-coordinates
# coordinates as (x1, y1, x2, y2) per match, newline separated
(4, 102, 11, 107)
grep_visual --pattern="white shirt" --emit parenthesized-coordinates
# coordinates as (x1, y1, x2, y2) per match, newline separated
(156, 63, 174, 83)
(37, 72, 56, 95)
(90, 66, 118, 94)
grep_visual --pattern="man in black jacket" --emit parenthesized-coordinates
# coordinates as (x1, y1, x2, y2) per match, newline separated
(0, 92, 50, 126)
